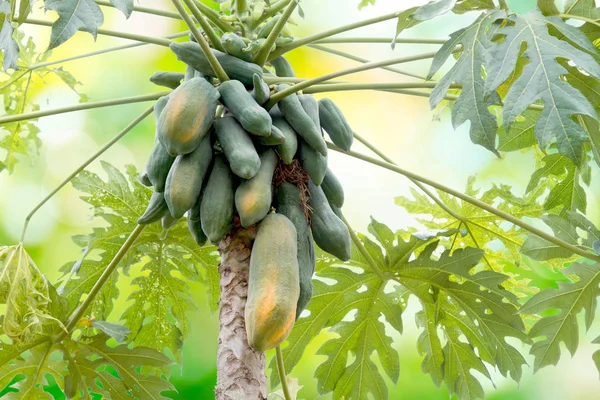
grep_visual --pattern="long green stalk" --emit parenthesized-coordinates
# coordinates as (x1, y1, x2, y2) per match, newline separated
(254, 0, 298, 66)
(267, 51, 441, 106)
(341, 214, 387, 282)
(20, 106, 154, 243)
(275, 346, 292, 400)
(192, 0, 233, 32)
(559, 13, 600, 28)
(23, 18, 172, 46)
(314, 37, 447, 45)
(0, 92, 168, 125)
(252, 0, 291, 28)
(170, 0, 229, 82)
(302, 82, 455, 95)
(327, 143, 600, 264)
(183, 0, 225, 51)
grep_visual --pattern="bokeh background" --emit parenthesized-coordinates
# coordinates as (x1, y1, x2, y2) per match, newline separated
(1, 0, 599, 398)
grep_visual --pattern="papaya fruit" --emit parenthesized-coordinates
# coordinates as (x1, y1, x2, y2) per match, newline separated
(276, 84, 327, 156)
(165, 135, 213, 219)
(271, 56, 296, 78)
(235, 149, 278, 227)
(145, 142, 175, 193)
(256, 125, 285, 146)
(157, 77, 220, 156)
(154, 95, 170, 120)
(257, 15, 281, 39)
(201, 156, 234, 243)
(188, 198, 208, 246)
(218, 80, 272, 136)
(321, 168, 344, 208)
(150, 71, 184, 89)
(170, 42, 263, 85)
(308, 180, 351, 261)
(298, 139, 327, 185)
(138, 191, 170, 225)
(318, 98, 354, 151)
(245, 213, 300, 351)
(162, 213, 181, 230)
(214, 116, 261, 179)
(184, 65, 195, 81)
(139, 170, 152, 187)
(276, 183, 316, 319)
(298, 94, 320, 131)
(251, 73, 270, 105)
(221, 33, 252, 62)
(270, 105, 298, 164)
(330, 203, 343, 219)
(275, 36, 294, 46)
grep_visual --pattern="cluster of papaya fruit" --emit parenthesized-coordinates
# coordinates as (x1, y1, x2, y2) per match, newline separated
(139, 30, 354, 352)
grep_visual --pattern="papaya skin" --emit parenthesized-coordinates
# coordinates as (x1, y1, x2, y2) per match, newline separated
(269, 105, 298, 164)
(214, 116, 261, 180)
(318, 98, 354, 151)
(201, 156, 235, 244)
(218, 80, 272, 137)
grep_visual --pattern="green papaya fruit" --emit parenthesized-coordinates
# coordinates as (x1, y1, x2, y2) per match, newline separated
(165, 135, 213, 219)
(221, 33, 253, 62)
(251, 73, 270, 105)
(162, 213, 181, 230)
(188, 198, 208, 246)
(138, 191, 170, 225)
(308, 180, 351, 261)
(276, 84, 327, 156)
(154, 95, 170, 120)
(275, 36, 294, 46)
(256, 125, 286, 146)
(298, 94, 320, 132)
(321, 168, 344, 208)
(270, 105, 298, 164)
(139, 170, 152, 187)
(318, 98, 354, 150)
(150, 71, 184, 89)
(214, 116, 261, 179)
(157, 77, 220, 155)
(257, 15, 281, 39)
(330, 203, 343, 219)
(276, 183, 316, 318)
(271, 56, 296, 78)
(170, 42, 263, 85)
(298, 139, 327, 185)
(185, 64, 195, 81)
(235, 150, 278, 227)
(218, 80, 272, 136)
(145, 142, 175, 193)
(245, 213, 300, 351)
(201, 156, 234, 243)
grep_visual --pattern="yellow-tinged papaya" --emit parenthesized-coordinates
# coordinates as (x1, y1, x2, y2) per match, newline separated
(235, 150, 278, 227)
(157, 77, 220, 156)
(165, 135, 213, 219)
(245, 213, 300, 351)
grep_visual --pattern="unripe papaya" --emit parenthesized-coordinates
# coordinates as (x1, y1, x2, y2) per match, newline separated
(214, 116, 261, 179)
(188, 198, 208, 246)
(218, 80, 272, 136)
(318, 98, 354, 151)
(270, 105, 298, 164)
(308, 180, 351, 261)
(170, 42, 263, 85)
(221, 33, 252, 62)
(298, 139, 327, 185)
(245, 213, 300, 351)
(298, 94, 320, 132)
(185, 65, 195, 81)
(251, 73, 270, 105)
(150, 71, 184, 89)
(138, 191, 170, 225)
(271, 56, 296, 78)
(165, 135, 213, 219)
(162, 213, 181, 230)
(145, 142, 175, 193)
(276, 84, 327, 156)
(154, 95, 170, 120)
(321, 168, 344, 208)
(201, 156, 234, 243)
(139, 170, 152, 187)
(257, 15, 281, 39)
(157, 77, 220, 156)
(256, 125, 285, 146)
(235, 150, 278, 227)
(276, 183, 316, 318)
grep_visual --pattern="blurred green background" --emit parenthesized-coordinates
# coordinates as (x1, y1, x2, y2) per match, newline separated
(1, 0, 599, 399)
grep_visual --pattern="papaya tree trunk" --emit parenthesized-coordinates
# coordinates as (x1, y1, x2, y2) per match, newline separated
(215, 228, 267, 400)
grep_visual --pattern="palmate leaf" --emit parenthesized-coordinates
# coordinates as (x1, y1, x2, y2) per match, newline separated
(0, 18, 18, 71)
(520, 262, 600, 371)
(594, 335, 600, 377)
(485, 10, 600, 166)
(59, 162, 219, 360)
(272, 218, 525, 400)
(428, 11, 505, 155)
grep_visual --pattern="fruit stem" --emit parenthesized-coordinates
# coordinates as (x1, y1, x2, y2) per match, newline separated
(23, 18, 173, 46)
(183, 0, 226, 52)
(171, 0, 230, 82)
(53, 224, 146, 343)
(20, 106, 154, 244)
(313, 37, 448, 45)
(341, 214, 388, 282)
(327, 142, 600, 264)
(275, 346, 292, 400)
(254, 0, 298, 67)
(252, 0, 292, 29)
(0, 91, 169, 125)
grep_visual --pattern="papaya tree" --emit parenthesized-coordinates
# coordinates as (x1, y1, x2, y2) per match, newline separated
(1, 0, 599, 399)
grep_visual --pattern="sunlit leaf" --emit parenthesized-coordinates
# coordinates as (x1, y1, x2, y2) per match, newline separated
(44, 0, 104, 50)
(412, 0, 457, 21)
